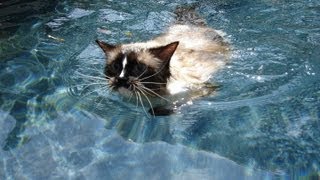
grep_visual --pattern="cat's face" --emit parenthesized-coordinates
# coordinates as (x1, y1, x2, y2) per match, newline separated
(96, 40, 179, 98)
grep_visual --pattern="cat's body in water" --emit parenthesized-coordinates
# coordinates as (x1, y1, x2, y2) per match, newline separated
(96, 7, 230, 116)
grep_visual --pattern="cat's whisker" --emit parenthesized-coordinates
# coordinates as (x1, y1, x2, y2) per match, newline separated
(137, 67, 148, 79)
(74, 73, 111, 93)
(82, 80, 112, 94)
(75, 71, 109, 80)
(136, 86, 155, 117)
(143, 88, 163, 92)
(76, 77, 106, 84)
(91, 67, 111, 79)
(69, 81, 110, 94)
(139, 81, 167, 85)
(79, 75, 106, 80)
(127, 85, 134, 102)
(94, 96, 106, 109)
(80, 80, 106, 86)
(135, 86, 154, 97)
(77, 76, 108, 82)
(78, 64, 103, 73)
(106, 85, 115, 95)
(70, 82, 108, 88)
(70, 85, 94, 95)
(75, 71, 100, 77)
(134, 90, 139, 109)
(84, 71, 109, 79)
(80, 66, 101, 73)
(139, 85, 170, 102)
(136, 91, 150, 117)
(139, 64, 167, 81)
(77, 85, 109, 100)
(86, 84, 110, 94)
(89, 65, 103, 72)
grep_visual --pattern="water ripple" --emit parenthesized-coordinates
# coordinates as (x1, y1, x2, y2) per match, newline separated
(1, 0, 320, 178)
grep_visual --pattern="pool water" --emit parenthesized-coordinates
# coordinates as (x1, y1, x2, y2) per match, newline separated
(1, 0, 320, 179)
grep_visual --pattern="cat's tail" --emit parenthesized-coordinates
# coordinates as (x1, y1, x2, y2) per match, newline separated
(174, 4, 207, 26)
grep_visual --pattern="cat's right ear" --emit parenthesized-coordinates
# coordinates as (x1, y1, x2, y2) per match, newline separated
(150, 41, 179, 62)
(96, 40, 117, 53)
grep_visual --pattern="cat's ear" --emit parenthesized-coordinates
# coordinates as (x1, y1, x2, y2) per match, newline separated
(96, 39, 117, 53)
(150, 41, 179, 62)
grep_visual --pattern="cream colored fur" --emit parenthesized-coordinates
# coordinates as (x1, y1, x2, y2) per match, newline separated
(120, 24, 230, 95)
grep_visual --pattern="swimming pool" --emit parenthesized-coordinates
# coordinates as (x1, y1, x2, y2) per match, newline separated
(1, 0, 319, 179)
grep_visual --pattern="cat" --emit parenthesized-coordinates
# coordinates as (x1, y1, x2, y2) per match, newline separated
(96, 6, 230, 116)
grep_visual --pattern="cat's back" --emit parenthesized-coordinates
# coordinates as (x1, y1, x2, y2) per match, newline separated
(155, 24, 228, 53)
(157, 24, 230, 94)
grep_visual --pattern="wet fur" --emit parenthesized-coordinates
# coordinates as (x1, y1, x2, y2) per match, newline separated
(96, 7, 230, 116)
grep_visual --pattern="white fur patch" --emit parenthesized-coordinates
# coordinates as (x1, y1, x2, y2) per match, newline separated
(119, 56, 127, 78)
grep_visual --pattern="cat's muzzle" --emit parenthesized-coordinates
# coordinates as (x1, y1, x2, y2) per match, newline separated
(114, 77, 130, 89)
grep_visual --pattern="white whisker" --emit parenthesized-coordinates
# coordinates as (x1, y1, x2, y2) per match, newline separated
(140, 63, 167, 81)
(136, 86, 154, 97)
(79, 65, 108, 77)
(139, 81, 167, 85)
(134, 90, 139, 108)
(127, 85, 134, 102)
(69, 81, 110, 95)
(139, 85, 170, 102)
(95, 96, 106, 109)
(136, 86, 155, 117)
(70, 82, 107, 88)
(137, 67, 148, 79)
(75, 71, 109, 80)
(136, 91, 150, 117)
(77, 85, 109, 100)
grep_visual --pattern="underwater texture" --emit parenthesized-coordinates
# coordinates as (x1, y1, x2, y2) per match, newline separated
(1, 0, 320, 179)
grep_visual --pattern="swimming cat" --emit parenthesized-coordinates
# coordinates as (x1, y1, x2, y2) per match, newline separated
(96, 7, 229, 116)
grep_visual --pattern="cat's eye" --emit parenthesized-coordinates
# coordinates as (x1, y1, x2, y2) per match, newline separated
(111, 61, 121, 72)
(133, 63, 146, 75)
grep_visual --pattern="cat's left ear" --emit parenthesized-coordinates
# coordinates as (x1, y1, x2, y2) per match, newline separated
(150, 41, 179, 62)
(96, 39, 117, 53)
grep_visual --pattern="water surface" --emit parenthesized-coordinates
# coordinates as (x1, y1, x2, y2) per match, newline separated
(1, 0, 320, 179)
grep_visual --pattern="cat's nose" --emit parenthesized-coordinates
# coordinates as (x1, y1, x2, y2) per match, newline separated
(116, 77, 129, 88)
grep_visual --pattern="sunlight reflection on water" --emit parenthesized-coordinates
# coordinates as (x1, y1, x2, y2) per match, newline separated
(1, 0, 320, 179)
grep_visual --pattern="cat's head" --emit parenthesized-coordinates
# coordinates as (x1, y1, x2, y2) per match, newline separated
(96, 40, 179, 97)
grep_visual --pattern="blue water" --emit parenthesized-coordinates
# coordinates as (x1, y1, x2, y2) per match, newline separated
(1, 0, 320, 179)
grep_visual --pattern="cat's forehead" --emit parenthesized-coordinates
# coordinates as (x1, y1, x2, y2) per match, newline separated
(108, 47, 161, 68)
(107, 50, 138, 63)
